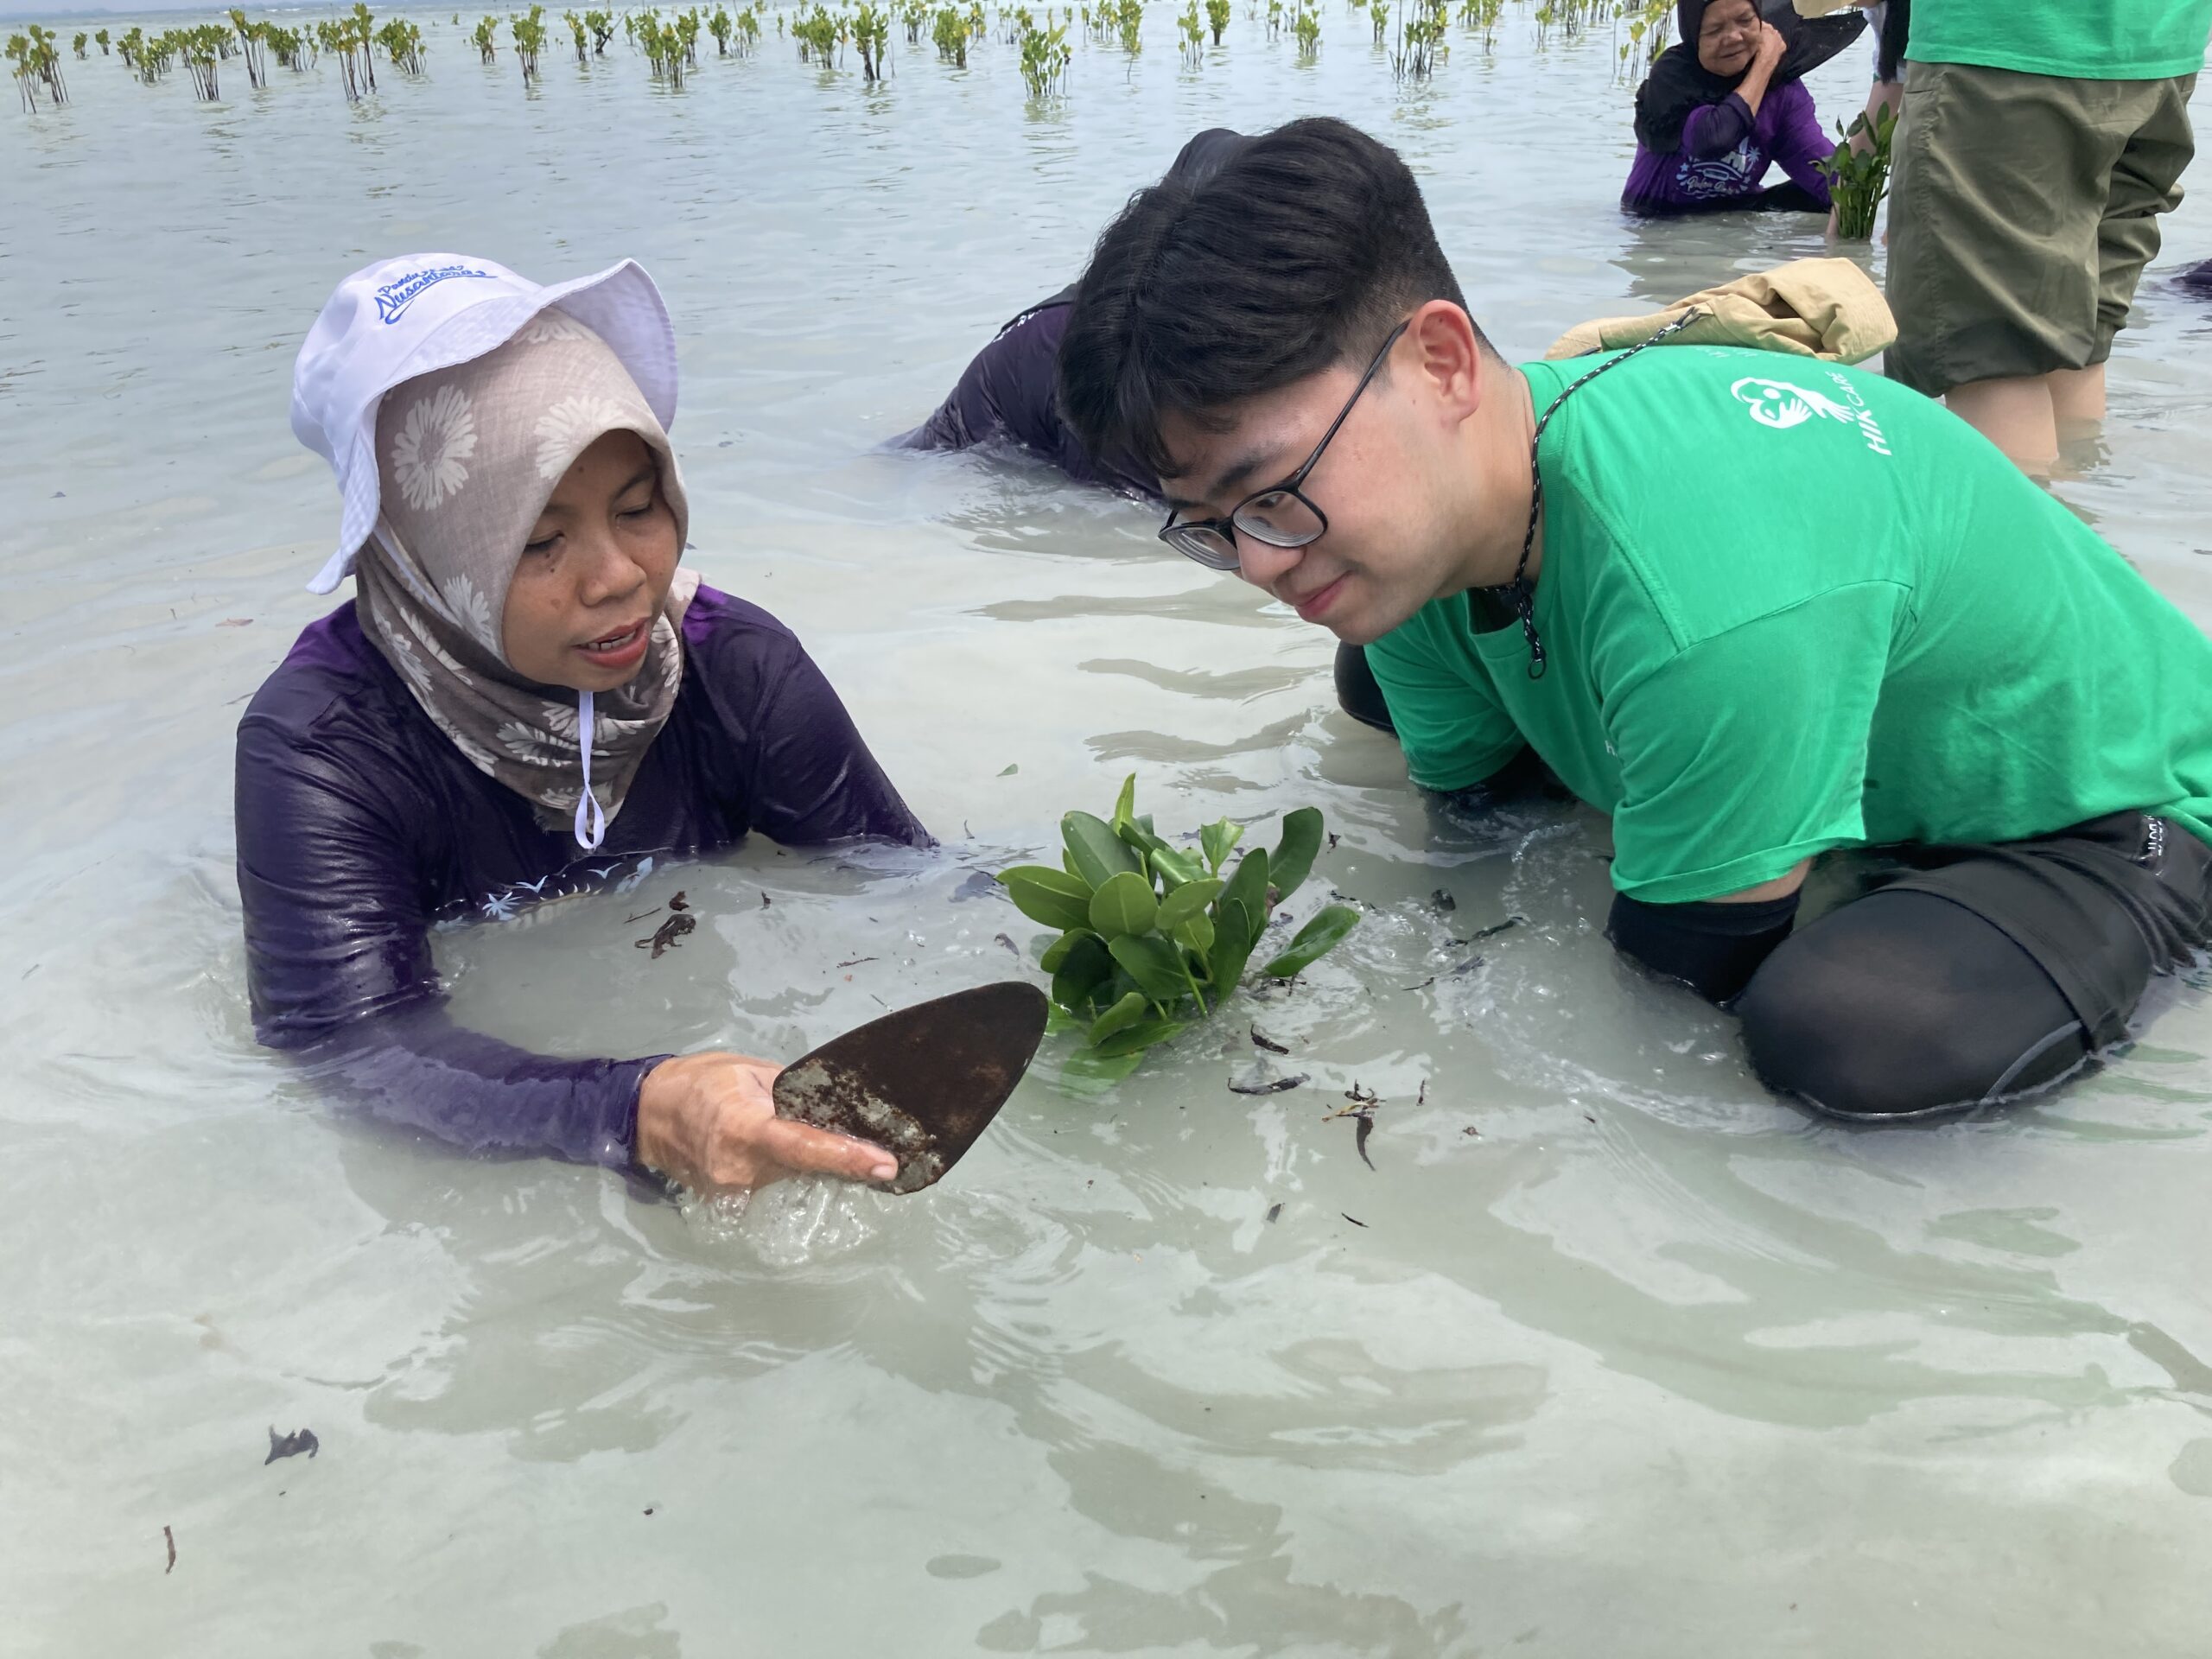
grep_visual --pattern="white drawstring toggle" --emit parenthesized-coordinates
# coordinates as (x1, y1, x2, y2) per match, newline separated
(572, 689, 607, 851)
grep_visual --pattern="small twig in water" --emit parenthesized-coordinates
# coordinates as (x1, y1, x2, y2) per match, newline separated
(622, 907, 662, 925)
(836, 957, 879, 969)
(1341, 1212, 1368, 1228)
(163, 1526, 175, 1574)
(1229, 1073, 1308, 1096)
(1250, 1026, 1289, 1054)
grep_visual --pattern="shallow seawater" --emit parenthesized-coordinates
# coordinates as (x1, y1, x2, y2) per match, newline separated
(5, 10, 2212, 1655)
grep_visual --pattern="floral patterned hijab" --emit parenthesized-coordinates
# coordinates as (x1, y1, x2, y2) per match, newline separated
(355, 309, 699, 850)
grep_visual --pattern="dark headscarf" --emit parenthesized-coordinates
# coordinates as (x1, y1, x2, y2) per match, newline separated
(1634, 2, 1748, 155)
(1633, 0, 1866, 154)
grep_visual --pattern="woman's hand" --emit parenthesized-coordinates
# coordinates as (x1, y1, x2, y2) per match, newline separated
(635, 1051, 899, 1192)
(1736, 20, 1790, 116)
(1751, 19, 1788, 76)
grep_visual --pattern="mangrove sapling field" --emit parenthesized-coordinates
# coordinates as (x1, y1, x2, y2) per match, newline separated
(6, 0, 1681, 124)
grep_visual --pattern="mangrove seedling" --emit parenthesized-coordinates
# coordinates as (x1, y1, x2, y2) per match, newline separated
(1016, 10, 1068, 92)
(708, 4, 734, 54)
(586, 6, 616, 50)
(377, 16, 426, 73)
(852, 3, 890, 78)
(1205, 0, 1228, 42)
(997, 775, 1360, 1074)
(352, 2, 378, 88)
(1115, 0, 1141, 54)
(931, 5, 968, 63)
(474, 15, 499, 60)
(792, 6, 843, 65)
(1177, 0, 1202, 60)
(94, 27, 110, 54)
(72, 31, 86, 59)
(1816, 103, 1897, 241)
(512, 4, 549, 80)
(1293, 0, 1318, 54)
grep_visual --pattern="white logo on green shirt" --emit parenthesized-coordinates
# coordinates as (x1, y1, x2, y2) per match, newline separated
(1732, 373, 1892, 458)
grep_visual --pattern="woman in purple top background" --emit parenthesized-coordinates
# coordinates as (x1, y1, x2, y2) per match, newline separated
(241, 255, 928, 1193)
(1624, 0, 1837, 217)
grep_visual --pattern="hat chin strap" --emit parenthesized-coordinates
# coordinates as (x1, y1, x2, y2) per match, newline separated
(572, 690, 608, 851)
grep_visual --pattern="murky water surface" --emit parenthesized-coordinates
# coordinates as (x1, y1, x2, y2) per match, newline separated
(5, 11, 2212, 1654)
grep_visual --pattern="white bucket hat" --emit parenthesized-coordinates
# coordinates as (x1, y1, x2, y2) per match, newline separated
(291, 252, 678, 594)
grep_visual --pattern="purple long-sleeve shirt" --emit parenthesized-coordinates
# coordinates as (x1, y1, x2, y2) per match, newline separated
(1623, 78, 1834, 215)
(235, 583, 929, 1168)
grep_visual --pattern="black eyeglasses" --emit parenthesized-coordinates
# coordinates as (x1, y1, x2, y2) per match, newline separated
(1159, 319, 1411, 572)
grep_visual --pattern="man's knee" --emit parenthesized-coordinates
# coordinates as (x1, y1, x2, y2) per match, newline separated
(1734, 899, 2088, 1118)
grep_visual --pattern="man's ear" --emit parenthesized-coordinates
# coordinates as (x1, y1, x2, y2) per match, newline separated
(1405, 299, 1486, 428)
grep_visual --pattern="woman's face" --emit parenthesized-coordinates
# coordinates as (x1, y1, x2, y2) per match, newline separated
(501, 429, 680, 691)
(1697, 0, 1763, 74)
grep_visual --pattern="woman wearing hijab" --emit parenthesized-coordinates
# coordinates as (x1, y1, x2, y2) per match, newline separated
(1624, 0, 1837, 217)
(240, 254, 927, 1192)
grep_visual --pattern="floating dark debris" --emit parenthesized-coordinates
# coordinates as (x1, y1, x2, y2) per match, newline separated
(1249, 1026, 1289, 1055)
(636, 912, 696, 957)
(1355, 1114, 1376, 1171)
(993, 933, 1020, 957)
(265, 1427, 318, 1465)
(1467, 916, 1523, 941)
(1264, 1203, 1281, 1224)
(760, 891, 772, 908)
(1341, 1213, 1368, 1228)
(667, 891, 690, 912)
(1229, 1072, 1308, 1096)
(1431, 888, 1457, 912)
(836, 957, 879, 969)
(163, 1526, 175, 1574)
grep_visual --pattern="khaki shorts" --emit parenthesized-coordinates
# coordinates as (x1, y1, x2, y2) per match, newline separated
(1885, 61, 2198, 398)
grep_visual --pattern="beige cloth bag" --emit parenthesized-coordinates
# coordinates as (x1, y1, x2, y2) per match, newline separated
(1545, 257, 1897, 365)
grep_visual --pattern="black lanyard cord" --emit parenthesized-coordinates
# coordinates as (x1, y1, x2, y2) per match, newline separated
(1493, 310, 1702, 680)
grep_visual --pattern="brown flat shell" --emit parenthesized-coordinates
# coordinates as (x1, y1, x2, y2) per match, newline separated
(772, 982, 1049, 1194)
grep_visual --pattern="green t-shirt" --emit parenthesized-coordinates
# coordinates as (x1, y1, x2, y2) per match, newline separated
(1366, 346, 2212, 905)
(1909, 0, 2212, 79)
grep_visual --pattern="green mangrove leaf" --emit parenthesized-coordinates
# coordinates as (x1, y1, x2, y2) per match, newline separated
(999, 866, 1092, 931)
(1209, 900, 1257, 994)
(1063, 810, 1142, 889)
(1050, 932, 1114, 1014)
(1109, 932, 1190, 1004)
(1261, 904, 1361, 978)
(1269, 807, 1324, 902)
(1087, 989, 1148, 1046)
(1173, 912, 1216, 958)
(1112, 772, 1137, 831)
(1200, 818, 1244, 874)
(1039, 928, 1095, 974)
(1218, 846, 1271, 928)
(1155, 878, 1224, 931)
(1148, 842, 1205, 888)
(1116, 816, 1166, 859)
(1088, 871, 1160, 939)
(1090, 1017, 1189, 1059)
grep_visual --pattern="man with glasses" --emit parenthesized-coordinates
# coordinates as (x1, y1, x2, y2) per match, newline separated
(1054, 115, 2212, 1121)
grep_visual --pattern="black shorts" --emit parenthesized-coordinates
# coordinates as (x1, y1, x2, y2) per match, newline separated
(1738, 812, 2212, 1118)
(1869, 811, 2212, 1048)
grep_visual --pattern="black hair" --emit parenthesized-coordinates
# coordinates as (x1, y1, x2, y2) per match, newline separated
(1055, 116, 1486, 481)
